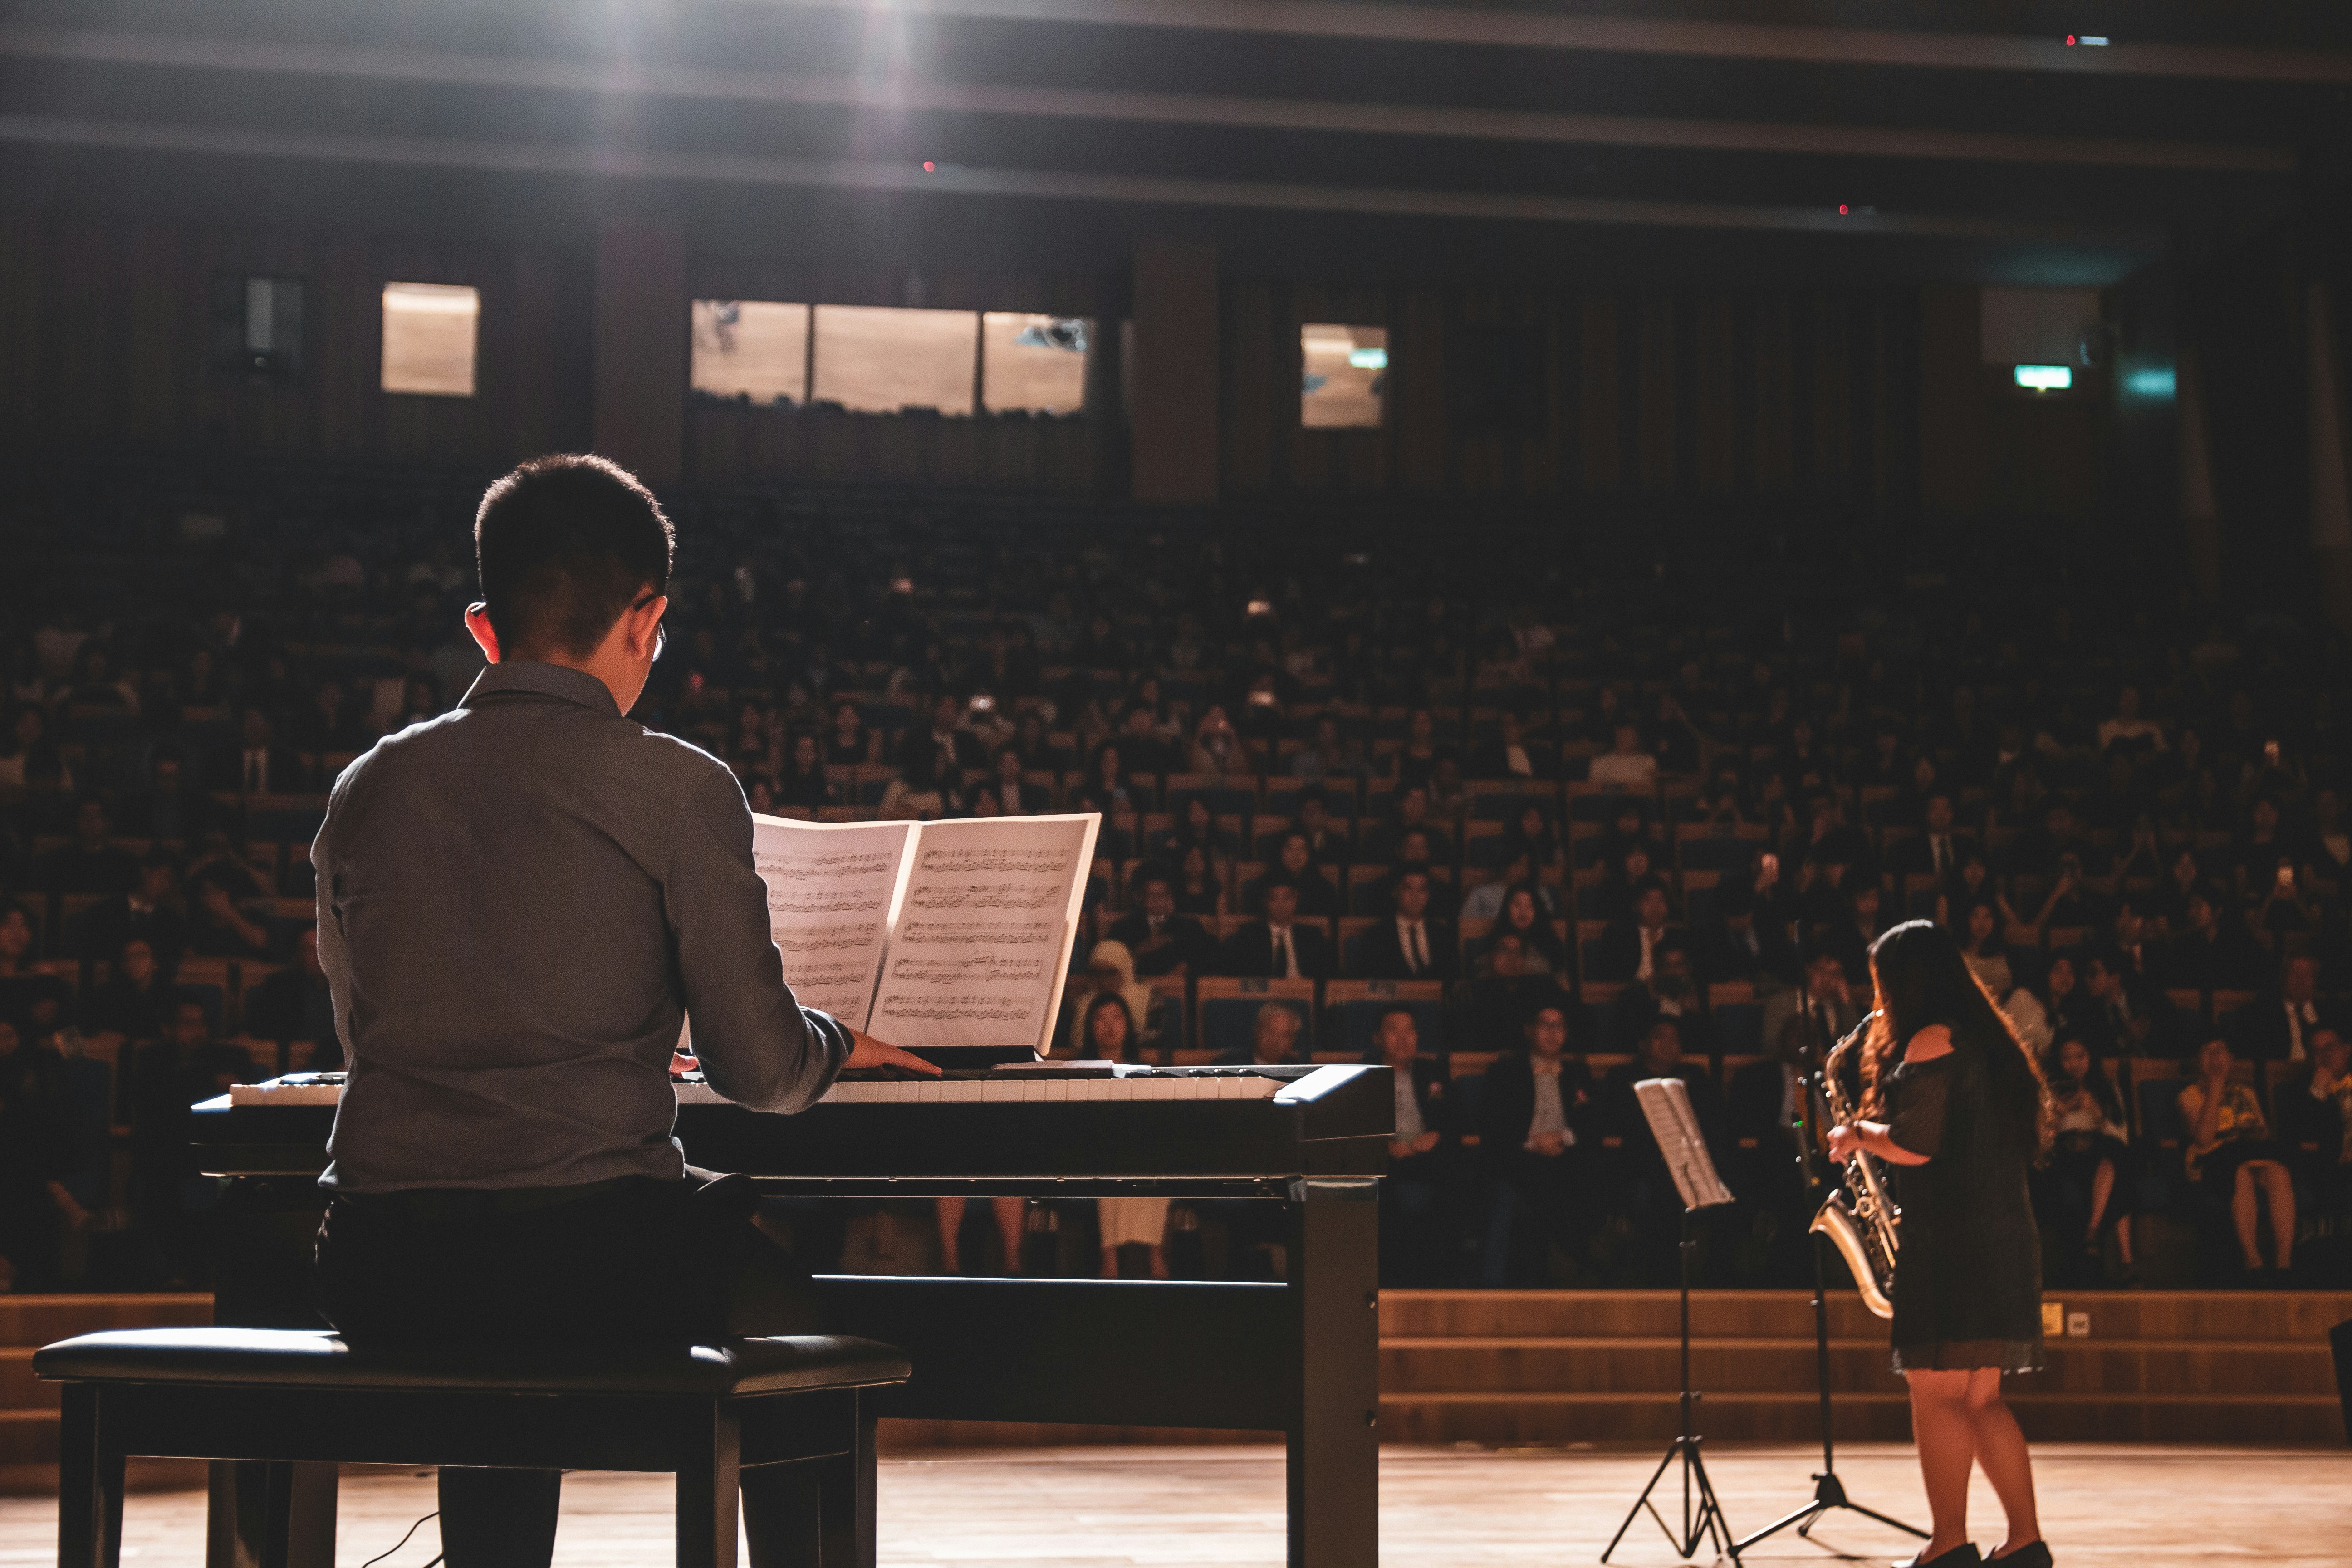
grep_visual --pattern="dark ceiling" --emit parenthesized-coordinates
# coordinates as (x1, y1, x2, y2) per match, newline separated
(3, 0, 2348, 286)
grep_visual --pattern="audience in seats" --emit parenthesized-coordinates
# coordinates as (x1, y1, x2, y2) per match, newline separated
(8, 479, 2352, 1291)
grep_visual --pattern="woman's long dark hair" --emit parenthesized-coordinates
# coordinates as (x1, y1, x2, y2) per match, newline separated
(1862, 918, 2051, 1152)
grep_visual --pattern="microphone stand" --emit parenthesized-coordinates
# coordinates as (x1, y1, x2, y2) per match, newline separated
(1733, 1047, 1925, 1553)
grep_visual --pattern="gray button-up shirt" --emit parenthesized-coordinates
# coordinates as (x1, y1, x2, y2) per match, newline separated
(314, 661, 849, 1193)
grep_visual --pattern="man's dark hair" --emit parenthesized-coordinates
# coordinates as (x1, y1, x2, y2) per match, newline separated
(474, 454, 674, 659)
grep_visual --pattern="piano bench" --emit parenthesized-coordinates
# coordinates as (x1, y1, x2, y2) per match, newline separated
(35, 1327, 913, 1568)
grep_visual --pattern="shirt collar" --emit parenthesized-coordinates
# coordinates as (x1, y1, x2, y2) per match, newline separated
(461, 661, 622, 719)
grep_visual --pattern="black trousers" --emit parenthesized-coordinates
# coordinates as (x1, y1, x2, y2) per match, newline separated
(314, 1171, 823, 1568)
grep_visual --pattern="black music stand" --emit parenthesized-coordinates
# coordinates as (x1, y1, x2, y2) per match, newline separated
(1602, 1078, 1739, 1565)
(1732, 1068, 1925, 1554)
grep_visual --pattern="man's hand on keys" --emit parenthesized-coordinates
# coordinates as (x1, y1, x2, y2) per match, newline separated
(845, 1029, 943, 1076)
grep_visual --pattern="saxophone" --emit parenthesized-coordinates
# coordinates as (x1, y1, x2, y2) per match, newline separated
(1809, 1011, 1899, 1319)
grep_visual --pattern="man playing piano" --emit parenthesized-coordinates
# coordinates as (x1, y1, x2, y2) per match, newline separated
(307, 454, 936, 1568)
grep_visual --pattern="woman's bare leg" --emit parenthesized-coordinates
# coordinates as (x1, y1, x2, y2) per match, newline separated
(2115, 1214, 2134, 1267)
(935, 1196, 966, 1274)
(2254, 1161, 2296, 1269)
(992, 1196, 1030, 1274)
(2231, 1165, 2264, 1268)
(1903, 1369, 1977, 1561)
(1964, 1367, 2040, 1558)
(2087, 1158, 2117, 1236)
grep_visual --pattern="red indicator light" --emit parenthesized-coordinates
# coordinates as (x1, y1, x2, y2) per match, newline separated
(923, 161, 936, 172)
(1838, 204, 1849, 215)
(2066, 34, 2077, 45)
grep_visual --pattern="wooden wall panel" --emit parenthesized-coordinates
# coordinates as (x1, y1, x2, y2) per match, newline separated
(1692, 294, 1737, 499)
(1637, 292, 1677, 495)
(1579, 294, 1622, 495)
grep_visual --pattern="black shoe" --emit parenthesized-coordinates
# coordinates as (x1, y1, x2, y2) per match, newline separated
(1989, 1542, 2053, 1568)
(1896, 1547, 1982, 1568)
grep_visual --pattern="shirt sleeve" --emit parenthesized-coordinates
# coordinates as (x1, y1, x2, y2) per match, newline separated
(664, 768, 851, 1114)
(1886, 1064, 1950, 1160)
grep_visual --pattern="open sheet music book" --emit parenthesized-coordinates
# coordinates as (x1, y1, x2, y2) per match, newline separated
(720, 810, 1101, 1063)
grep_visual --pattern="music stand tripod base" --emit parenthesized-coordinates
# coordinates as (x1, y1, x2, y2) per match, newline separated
(1603, 1081, 1743, 1565)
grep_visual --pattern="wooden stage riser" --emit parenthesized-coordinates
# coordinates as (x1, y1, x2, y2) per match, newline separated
(1379, 1340, 2337, 1396)
(1380, 1289, 2352, 1341)
(1377, 1397, 2348, 1445)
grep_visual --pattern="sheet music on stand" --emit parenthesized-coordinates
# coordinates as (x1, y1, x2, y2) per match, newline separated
(1635, 1077, 1734, 1210)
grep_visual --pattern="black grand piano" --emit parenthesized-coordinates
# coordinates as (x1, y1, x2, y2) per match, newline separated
(193, 1061, 1391, 1568)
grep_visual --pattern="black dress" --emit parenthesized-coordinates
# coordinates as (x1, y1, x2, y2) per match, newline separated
(1882, 1023, 2045, 1374)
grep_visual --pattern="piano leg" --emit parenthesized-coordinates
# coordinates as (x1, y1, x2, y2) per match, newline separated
(1287, 1177, 1381, 1568)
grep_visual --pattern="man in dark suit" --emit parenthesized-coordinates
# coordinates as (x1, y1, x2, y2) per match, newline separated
(1885, 793, 1979, 887)
(213, 706, 302, 797)
(1475, 1002, 1604, 1284)
(902, 692, 985, 782)
(1607, 940, 1719, 1056)
(1106, 867, 1216, 980)
(118, 752, 214, 845)
(1348, 868, 1458, 982)
(1216, 876, 1334, 980)
(1589, 882, 1682, 984)
(1764, 947, 1863, 1097)
(1690, 878, 1800, 989)
(2234, 953, 2332, 1064)
(1466, 712, 1550, 781)
(1726, 1017, 1826, 1283)
(1365, 785, 1455, 866)
(2161, 892, 2266, 993)
(79, 850, 188, 972)
(1370, 1006, 1460, 1285)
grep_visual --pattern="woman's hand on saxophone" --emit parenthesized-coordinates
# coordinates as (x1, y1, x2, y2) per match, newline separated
(1827, 1122, 1864, 1163)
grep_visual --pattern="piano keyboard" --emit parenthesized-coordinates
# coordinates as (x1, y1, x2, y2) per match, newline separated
(229, 1067, 1291, 1107)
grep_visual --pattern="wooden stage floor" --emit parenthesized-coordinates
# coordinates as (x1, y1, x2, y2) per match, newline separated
(0, 1441, 2343, 1566)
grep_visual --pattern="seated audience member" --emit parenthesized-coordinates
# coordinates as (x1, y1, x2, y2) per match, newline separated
(120, 751, 213, 843)
(2162, 891, 2265, 993)
(1887, 792, 1977, 886)
(214, 706, 299, 796)
(42, 798, 134, 896)
(0, 1016, 81, 1293)
(1174, 845, 1224, 916)
(1468, 711, 1549, 780)
(1586, 722, 1658, 790)
(2275, 1024, 2351, 1217)
(1218, 877, 1334, 980)
(1502, 803, 1564, 872)
(1585, 841, 1656, 923)
(1385, 706, 1448, 790)
(1218, 1002, 1308, 1067)
(184, 873, 272, 960)
(1290, 788, 1352, 865)
(1609, 941, 1718, 1056)
(83, 937, 175, 1047)
(823, 700, 870, 766)
(1079, 994, 1170, 1278)
(82, 849, 187, 971)
(1372, 1006, 1457, 1285)
(1691, 877, 1798, 989)
(1727, 1015, 1820, 1258)
(773, 732, 833, 811)
(1762, 947, 1864, 1086)
(1367, 785, 1453, 865)
(1603, 1016, 1726, 1145)
(1187, 706, 1244, 778)
(2177, 1035, 2295, 1279)
(1957, 898, 2012, 996)
(1246, 831, 1340, 919)
(1460, 849, 1549, 922)
(2235, 954, 2330, 1064)
(2081, 948, 2167, 1058)
(1465, 934, 1569, 1050)
(1820, 882, 1891, 988)
(1589, 881, 1679, 984)
(1475, 1003, 1601, 1285)
(1107, 867, 1215, 979)
(0, 902, 76, 1046)
(1158, 795, 1240, 862)
(2039, 1036, 2135, 1281)
(878, 740, 954, 819)
(1289, 715, 1365, 783)
(1350, 868, 1458, 982)
(245, 926, 342, 1067)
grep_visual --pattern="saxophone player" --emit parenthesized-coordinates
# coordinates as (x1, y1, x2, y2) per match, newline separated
(1826, 921, 2054, 1568)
